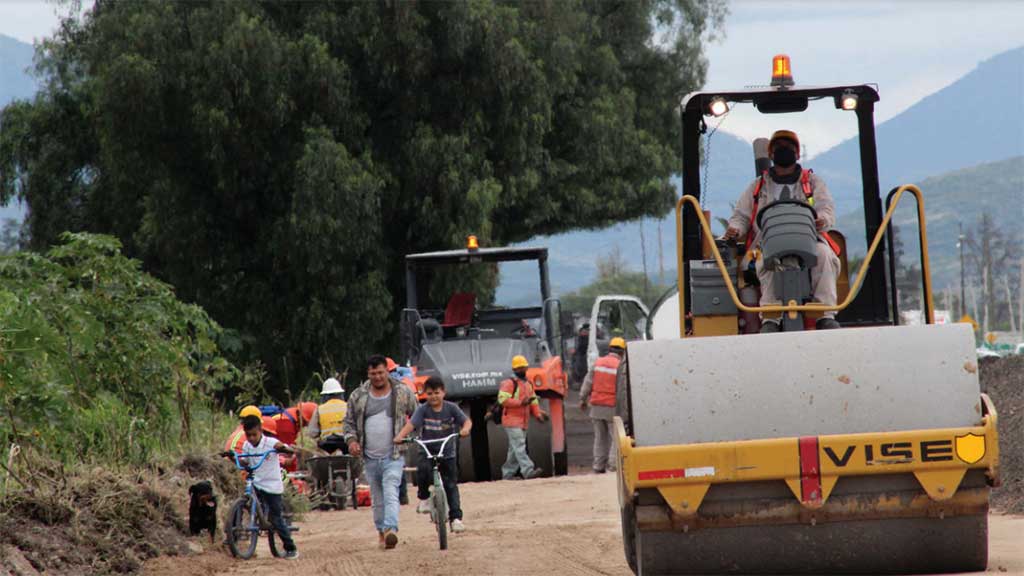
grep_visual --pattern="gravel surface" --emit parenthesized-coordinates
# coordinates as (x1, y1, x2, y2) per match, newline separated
(979, 355, 1024, 514)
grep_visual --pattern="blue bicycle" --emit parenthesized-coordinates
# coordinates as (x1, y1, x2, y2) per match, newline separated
(221, 451, 290, 559)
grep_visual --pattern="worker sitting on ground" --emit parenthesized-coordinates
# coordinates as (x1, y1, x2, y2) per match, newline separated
(499, 355, 548, 480)
(580, 337, 628, 474)
(723, 129, 841, 332)
(393, 376, 472, 533)
(307, 378, 349, 454)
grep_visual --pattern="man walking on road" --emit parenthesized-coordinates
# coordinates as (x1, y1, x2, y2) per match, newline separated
(580, 337, 627, 474)
(499, 355, 548, 480)
(343, 355, 418, 549)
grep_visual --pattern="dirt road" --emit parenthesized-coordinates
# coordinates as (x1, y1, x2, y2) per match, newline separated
(146, 471, 1024, 576)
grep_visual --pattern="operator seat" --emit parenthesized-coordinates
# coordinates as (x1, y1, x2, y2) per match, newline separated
(757, 199, 818, 332)
(441, 292, 476, 328)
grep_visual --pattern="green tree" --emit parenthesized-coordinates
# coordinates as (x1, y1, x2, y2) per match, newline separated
(0, 233, 237, 463)
(0, 0, 725, 396)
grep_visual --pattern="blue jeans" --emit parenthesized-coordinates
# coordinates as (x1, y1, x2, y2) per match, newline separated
(256, 489, 295, 552)
(364, 456, 404, 533)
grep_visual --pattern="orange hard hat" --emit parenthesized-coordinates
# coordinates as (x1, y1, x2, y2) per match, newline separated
(261, 416, 278, 437)
(298, 402, 317, 423)
(769, 129, 799, 151)
(386, 357, 398, 372)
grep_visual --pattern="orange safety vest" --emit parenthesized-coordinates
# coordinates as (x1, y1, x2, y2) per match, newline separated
(745, 169, 841, 256)
(590, 354, 621, 407)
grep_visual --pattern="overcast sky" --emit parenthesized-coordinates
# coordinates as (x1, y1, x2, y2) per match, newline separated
(703, 1, 1024, 156)
(2, 1, 1022, 157)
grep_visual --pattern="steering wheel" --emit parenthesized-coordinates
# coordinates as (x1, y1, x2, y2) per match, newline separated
(755, 199, 818, 230)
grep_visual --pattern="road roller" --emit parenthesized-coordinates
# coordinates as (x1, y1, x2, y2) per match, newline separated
(398, 237, 569, 482)
(614, 55, 1000, 574)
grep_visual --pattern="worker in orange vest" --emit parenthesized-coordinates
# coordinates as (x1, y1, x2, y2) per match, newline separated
(498, 355, 548, 480)
(224, 405, 263, 454)
(580, 337, 627, 474)
(723, 129, 841, 333)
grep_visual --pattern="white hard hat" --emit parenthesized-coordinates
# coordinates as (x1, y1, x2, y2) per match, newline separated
(321, 378, 343, 395)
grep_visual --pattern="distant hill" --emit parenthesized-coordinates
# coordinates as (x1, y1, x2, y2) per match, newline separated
(0, 33, 36, 223)
(497, 130, 757, 304)
(813, 45, 1024, 214)
(837, 156, 1024, 290)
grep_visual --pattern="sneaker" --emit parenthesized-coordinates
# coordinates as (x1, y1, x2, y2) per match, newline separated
(816, 317, 841, 330)
(759, 320, 781, 334)
(383, 530, 398, 549)
(416, 499, 432, 514)
(524, 468, 543, 480)
(592, 468, 606, 474)
(451, 519, 465, 533)
(284, 550, 300, 560)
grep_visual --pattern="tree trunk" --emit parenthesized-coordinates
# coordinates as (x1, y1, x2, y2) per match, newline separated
(1003, 275, 1017, 335)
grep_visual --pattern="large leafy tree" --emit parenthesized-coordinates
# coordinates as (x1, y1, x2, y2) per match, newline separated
(0, 0, 725, 396)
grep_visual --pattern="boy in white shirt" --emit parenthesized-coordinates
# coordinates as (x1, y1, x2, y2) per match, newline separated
(241, 415, 299, 560)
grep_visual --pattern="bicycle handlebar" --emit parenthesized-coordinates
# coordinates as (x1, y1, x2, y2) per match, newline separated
(405, 433, 460, 459)
(222, 450, 276, 471)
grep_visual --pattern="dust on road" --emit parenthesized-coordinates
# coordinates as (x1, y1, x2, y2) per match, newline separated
(145, 472, 1024, 576)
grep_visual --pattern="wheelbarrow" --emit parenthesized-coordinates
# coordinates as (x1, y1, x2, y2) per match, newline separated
(305, 454, 360, 510)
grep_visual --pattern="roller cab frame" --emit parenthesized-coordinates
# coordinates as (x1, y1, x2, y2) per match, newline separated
(400, 245, 569, 481)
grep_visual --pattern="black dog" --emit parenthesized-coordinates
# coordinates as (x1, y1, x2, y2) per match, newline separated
(188, 480, 217, 542)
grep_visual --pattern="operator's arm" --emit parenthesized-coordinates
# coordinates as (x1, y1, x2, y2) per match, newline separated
(306, 407, 321, 439)
(725, 180, 758, 239)
(811, 173, 835, 230)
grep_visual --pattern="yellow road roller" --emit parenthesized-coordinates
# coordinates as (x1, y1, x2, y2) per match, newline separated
(615, 55, 1000, 574)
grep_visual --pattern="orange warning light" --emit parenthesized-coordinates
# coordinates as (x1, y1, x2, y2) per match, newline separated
(771, 54, 794, 87)
(466, 235, 479, 251)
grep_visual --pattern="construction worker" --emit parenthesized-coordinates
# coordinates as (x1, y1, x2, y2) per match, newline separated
(307, 378, 349, 454)
(342, 355, 419, 550)
(224, 405, 263, 454)
(498, 355, 549, 480)
(273, 402, 316, 472)
(724, 129, 841, 332)
(580, 337, 627, 474)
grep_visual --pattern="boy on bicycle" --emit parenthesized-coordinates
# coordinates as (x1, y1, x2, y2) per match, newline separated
(241, 415, 300, 560)
(393, 376, 472, 533)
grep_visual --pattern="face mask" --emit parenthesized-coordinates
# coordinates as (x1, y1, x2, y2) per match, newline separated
(514, 370, 527, 380)
(772, 146, 797, 167)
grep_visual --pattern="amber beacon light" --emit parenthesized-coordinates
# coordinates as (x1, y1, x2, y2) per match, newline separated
(466, 235, 479, 251)
(771, 54, 794, 87)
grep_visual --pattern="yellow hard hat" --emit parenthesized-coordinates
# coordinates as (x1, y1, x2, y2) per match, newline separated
(511, 355, 529, 370)
(239, 405, 261, 419)
(609, 337, 627, 350)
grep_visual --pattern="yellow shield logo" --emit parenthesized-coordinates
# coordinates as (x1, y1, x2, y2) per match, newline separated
(955, 434, 985, 464)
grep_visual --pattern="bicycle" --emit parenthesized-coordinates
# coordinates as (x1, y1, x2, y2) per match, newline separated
(405, 433, 460, 550)
(221, 450, 293, 559)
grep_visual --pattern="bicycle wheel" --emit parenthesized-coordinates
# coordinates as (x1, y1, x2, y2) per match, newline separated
(433, 469, 448, 550)
(227, 498, 259, 559)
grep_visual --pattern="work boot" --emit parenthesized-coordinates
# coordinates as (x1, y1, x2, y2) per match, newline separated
(759, 320, 781, 334)
(383, 530, 398, 549)
(816, 317, 841, 330)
